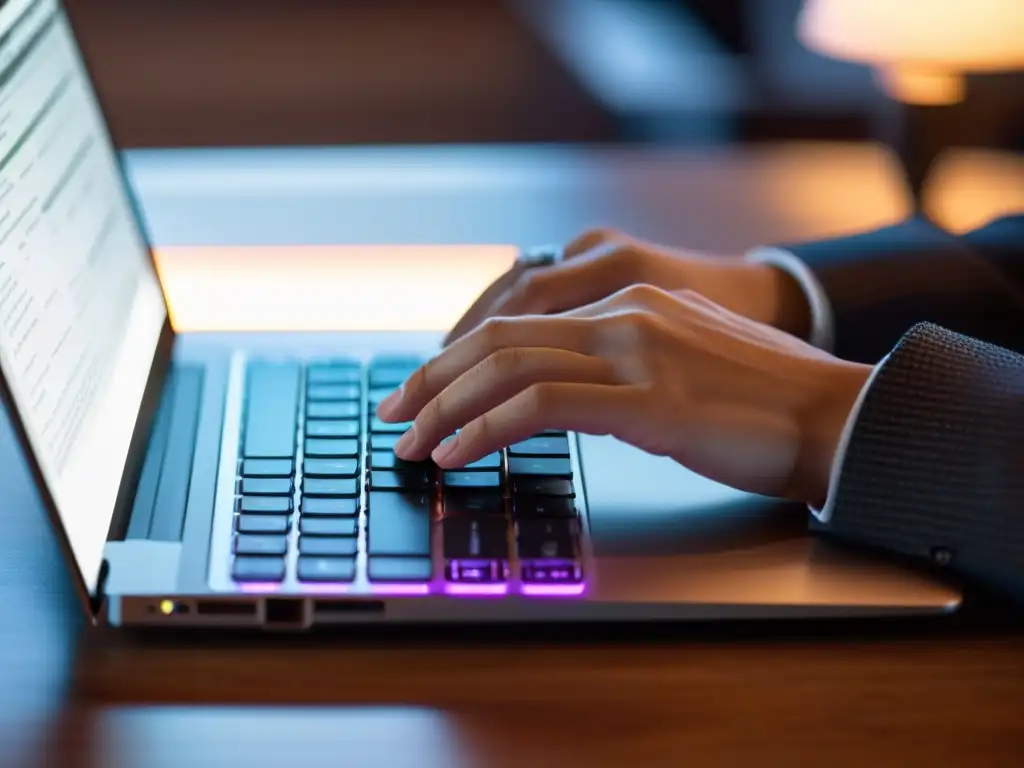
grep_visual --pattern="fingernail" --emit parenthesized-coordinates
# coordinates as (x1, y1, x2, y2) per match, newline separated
(431, 434, 459, 463)
(393, 425, 417, 456)
(376, 387, 402, 418)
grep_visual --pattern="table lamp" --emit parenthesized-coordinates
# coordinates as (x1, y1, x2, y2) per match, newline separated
(796, 0, 1024, 207)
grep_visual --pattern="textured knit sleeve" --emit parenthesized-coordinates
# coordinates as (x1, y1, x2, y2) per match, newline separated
(814, 321, 1024, 602)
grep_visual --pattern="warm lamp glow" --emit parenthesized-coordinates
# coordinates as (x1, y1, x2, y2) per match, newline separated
(798, 0, 1024, 104)
(153, 245, 518, 333)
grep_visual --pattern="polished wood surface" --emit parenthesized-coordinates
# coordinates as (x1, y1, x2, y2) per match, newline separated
(73, 624, 1024, 767)
(3, 144, 1024, 767)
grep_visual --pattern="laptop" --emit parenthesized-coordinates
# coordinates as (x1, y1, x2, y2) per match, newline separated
(0, 0, 961, 630)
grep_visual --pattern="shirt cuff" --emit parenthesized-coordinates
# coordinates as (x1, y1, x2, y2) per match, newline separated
(808, 353, 890, 523)
(743, 246, 835, 353)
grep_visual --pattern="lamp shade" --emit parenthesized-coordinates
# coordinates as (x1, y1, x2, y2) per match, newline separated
(797, 0, 1024, 104)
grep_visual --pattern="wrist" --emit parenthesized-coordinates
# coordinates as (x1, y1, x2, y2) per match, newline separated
(795, 361, 873, 506)
(738, 262, 813, 338)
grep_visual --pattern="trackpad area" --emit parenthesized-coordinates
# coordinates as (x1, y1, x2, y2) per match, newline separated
(576, 435, 804, 557)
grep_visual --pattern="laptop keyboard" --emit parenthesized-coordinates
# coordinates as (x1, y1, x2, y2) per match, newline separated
(229, 358, 585, 594)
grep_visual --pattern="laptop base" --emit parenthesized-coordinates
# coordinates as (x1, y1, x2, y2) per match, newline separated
(101, 330, 962, 629)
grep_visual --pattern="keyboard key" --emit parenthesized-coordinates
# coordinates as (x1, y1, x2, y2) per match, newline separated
(307, 401, 360, 420)
(368, 556, 433, 582)
(243, 362, 300, 458)
(509, 436, 570, 457)
(368, 388, 396, 407)
(442, 517, 508, 559)
(300, 517, 358, 537)
(371, 418, 414, 434)
(513, 496, 577, 519)
(232, 555, 286, 582)
(234, 534, 288, 556)
(306, 420, 360, 439)
(367, 491, 432, 556)
(241, 459, 294, 478)
(299, 536, 358, 556)
(369, 367, 413, 388)
(512, 477, 574, 496)
(371, 469, 432, 491)
(303, 478, 360, 497)
(444, 471, 500, 490)
(447, 560, 504, 583)
(460, 452, 501, 470)
(239, 477, 293, 496)
(305, 438, 358, 458)
(370, 354, 422, 368)
(443, 491, 505, 517)
(369, 451, 398, 470)
(302, 497, 359, 517)
(521, 561, 583, 583)
(297, 556, 356, 582)
(238, 496, 292, 515)
(516, 519, 578, 559)
(307, 365, 360, 384)
(307, 384, 361, 401)
(370, 433, 402, 451)
(369, 451, 432, 471)
(237, 515, 290, 535)
(303, 458, 359, 478)
(508, 457, 572, 477)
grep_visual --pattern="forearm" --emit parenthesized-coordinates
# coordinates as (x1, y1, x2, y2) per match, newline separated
(812, 322, 1024, 603)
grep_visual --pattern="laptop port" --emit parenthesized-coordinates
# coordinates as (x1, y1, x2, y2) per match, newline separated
(264, 598, 305, 625)
(196, 600, 256, 616)
(313, 599, 385, 616)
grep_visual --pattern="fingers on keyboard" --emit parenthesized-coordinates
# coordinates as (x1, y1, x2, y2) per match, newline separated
(232, 371, 583, 590)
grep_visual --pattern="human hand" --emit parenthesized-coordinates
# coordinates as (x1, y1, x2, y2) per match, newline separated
(378, 286, 871, 506)
(444, 227, 812, 346)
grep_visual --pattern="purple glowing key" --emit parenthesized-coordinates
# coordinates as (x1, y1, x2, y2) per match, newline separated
(521, 560, 583, 584)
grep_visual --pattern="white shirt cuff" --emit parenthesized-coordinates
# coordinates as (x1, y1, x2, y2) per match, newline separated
(808, 354, 889, 523)
(743, 246, 835, 353)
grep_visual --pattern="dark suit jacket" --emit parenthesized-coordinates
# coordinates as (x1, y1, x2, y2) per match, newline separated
(782, 214, 1024, 603)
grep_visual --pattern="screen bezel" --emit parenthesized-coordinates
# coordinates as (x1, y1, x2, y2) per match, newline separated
(0, 0, 176, 617)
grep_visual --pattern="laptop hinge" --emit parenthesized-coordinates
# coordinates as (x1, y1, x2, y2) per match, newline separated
(89, 558, 111, 621)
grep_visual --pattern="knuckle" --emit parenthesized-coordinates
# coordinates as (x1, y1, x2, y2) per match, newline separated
(604, 245, 646, 282)
(462, 413, 491, 447)
(483, 347, 526, 379)
(673, 288, 705, 304)
(405, 363, 431, 397)
(521, 382, 557, 417)
(516, 269, 544, 294)
(419, 395, 447, 432)
(509, 270, 547, 309)
(584, 226, 621, 244)
(622, 283, 667, 307)
(479, 316, 508, 346)
(610, 308, 662, 344)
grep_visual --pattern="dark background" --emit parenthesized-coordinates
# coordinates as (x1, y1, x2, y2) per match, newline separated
(63, 0, 1024, 152)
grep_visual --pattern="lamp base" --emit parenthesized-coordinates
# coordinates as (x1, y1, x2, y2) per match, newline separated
(878, 97, 958, 214)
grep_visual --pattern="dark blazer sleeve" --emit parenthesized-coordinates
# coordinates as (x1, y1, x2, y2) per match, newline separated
(781, 214, 1024, 362)
(813, 322, 1024, 603)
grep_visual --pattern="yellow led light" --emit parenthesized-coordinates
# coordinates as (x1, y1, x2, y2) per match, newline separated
(159, 600, 175, 615)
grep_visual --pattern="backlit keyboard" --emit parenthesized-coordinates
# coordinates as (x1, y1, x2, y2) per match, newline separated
(230, 358, 585, 595)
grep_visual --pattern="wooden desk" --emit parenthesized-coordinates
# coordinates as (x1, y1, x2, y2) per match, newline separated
(3, 143, 1024, 767)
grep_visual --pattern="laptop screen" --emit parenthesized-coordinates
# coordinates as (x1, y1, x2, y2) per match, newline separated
(0, 0, 167, 592)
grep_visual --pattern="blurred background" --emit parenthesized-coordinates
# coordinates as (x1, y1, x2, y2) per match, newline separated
(64, 0, 1024, 152)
